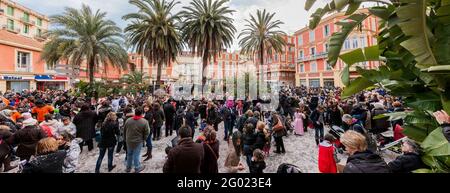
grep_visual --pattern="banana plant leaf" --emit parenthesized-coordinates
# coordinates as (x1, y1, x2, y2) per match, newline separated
(328, 13, 369, 66)
(397, 0, 438, 66)
(372, 111, 408, 121)
(422, 127, 450, 157)
(305, 0, 317, 11)
(342, 77, 374, 97)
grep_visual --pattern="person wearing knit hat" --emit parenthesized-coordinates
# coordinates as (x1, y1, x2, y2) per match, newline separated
(22, 112, 32, 120)
(22, 118, 38, 128)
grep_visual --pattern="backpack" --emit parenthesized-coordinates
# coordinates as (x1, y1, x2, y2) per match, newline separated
(277, 163, 302, 173)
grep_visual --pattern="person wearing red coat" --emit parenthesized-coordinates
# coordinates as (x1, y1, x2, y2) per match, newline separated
(318, 134, 337, 173)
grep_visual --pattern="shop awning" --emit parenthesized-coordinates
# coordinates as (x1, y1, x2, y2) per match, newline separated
(35, 75, 69, 82)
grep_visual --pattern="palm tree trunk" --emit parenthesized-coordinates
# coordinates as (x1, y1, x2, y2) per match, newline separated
(202, 44, 210, 96)
(89, 57, 95, 85)
(140, 56, 144, 73)
(258, 44, 264, 99)
(156, 60, 163, 90)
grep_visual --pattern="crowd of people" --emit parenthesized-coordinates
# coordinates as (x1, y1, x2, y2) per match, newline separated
(0, 85, 449, 173)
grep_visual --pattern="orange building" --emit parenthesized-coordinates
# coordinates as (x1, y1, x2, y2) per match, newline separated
(250, 35, 297, 86)
(0, 0, 70, 92)
(294, 9, 380, 88)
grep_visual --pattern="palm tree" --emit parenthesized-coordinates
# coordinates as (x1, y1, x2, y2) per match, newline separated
(42, 4, 129, 85)
(238, 9, 286, 97)
(180, 0, 236, 93)
(121, 71, 151, 93)
(123, 0, 182, 90)
(121, 71, 150, 85)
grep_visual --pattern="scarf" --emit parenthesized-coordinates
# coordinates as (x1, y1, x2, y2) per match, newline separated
(133, 115, 143, 120)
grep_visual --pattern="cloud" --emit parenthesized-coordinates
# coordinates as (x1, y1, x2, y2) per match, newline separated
(16, 0, 329, 51)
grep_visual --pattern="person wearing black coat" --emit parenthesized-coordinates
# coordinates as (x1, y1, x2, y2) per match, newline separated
(163, 99, 176, 137)
(206, 102, 219, 131)
(0, 127, 17, 172)
(254, 126, 267, 151)
(22, 138, 66, 173)
(73, 104, 98, 152)
(271, 114, 286, 154)
(200, 129, 219, 174)
(143, 105, 154, 161)
(310, 106, 325, 145)
(370, 103, 390, 134)
(151, 103, 165, 140)
(95, 112, 120, 173)
(12, 125, 47, 161)
(341, 130, 391, 173)
(388, 139, 427, 173)
(344, 150, 391, 173)
(242, 124, 256, 168)
(172, 108, 185, 135)
(185, 106, 196, 138)
(22, 150, 66, 173)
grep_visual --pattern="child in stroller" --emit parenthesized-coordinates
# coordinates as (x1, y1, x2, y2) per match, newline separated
(329, 125, 345, 154)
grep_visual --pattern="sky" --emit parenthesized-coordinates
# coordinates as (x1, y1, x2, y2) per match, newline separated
(15, 0, 330, 51)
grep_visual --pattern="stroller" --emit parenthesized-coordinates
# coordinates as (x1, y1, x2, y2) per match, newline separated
(277, 163, 302, 173)
(165, 136, 179, 155)
(329, 125, 345, 154)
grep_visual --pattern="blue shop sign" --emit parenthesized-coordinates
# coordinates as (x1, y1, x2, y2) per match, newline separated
(2, 76, 23, 80)
(35, 75, 52, 80)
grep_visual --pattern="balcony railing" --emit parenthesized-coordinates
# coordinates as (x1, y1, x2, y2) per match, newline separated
(21, 17, 35, 25)
(16, 67, 32, 73)
(297, 52, 328, 62)
(3, 25, 21, 33)
(34, 34, 46, 41)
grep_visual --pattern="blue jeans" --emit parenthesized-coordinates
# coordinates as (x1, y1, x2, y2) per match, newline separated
(145, 133, 153, 149)
(95, 146, 115, 172)
(315, 127, 324, 140)
(224, 120, 233, 139)
(126, 143, 143, 170)
(243, 145, 253, 168)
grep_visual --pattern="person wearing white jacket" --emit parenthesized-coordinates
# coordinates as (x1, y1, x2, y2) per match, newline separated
(60, 131, 82, 173)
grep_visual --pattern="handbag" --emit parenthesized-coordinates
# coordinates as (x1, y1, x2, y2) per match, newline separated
(273, 117, 284, 132)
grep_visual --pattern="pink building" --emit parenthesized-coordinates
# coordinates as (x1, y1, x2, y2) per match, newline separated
(294, 9, 380, 88)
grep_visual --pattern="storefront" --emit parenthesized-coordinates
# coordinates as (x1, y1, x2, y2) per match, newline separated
(309, 79, 320, 88)
(35, 75, 69, 91)
(324, 78, 335, 88)
(0, 75, 35, 92)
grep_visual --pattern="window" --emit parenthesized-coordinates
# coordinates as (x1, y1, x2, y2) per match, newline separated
(37, 29, 42, 36)
(281, 55, 286, 62)
(360, 37, 366, 48)
(352, 37, 359, 48)
(300, 64, 305, 72)
(324, 24, 330, 37)
(23, 13, 30, 22)
(310, 47, 316, 56)
(7, 6, 14, 16)
(372, 37, 377, 45)
(24, 25, 29, 34)
(326, 62, 333, 71)
(298, 36, 303, 46)
(274, 55, 278, 62)
(289, 46, 295, 52)
(371, 19, 377, 31)
(311, 62, 317, 72)
(298, 50, 304, 59)
(309, 30, 315, 42)
(7, 19, 14, 30)
(309, 79, 320, 88)
(344, 38, 351, 50)
(324, 43, 329, 53)
(17, 51, 31, 70)
(37, 18, 43, 26)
